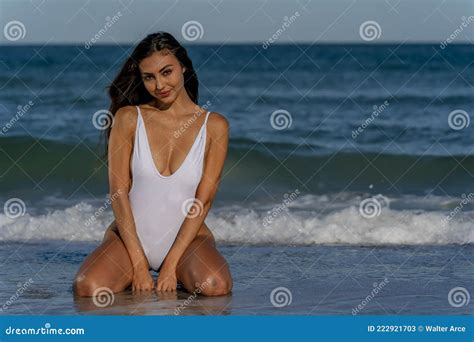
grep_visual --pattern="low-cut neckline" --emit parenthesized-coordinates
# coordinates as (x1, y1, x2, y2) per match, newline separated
(137, 106, 209, 178)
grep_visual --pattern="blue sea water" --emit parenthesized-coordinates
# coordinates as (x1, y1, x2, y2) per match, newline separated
(0, 44, 473, 245)
(0, 44, 472, 315)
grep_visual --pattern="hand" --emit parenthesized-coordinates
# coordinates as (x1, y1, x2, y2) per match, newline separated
(132, 266, 154, 292)
(156, 264, 177, 292)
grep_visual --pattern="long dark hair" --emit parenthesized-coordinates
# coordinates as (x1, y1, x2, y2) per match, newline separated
(99, 31, 199, 161)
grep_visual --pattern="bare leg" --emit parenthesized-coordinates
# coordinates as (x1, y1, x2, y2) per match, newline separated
(176, 234, 233, 296)
(73, 221, 134, 297)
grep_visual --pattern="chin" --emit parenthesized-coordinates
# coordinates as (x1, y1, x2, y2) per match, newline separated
(157, 96, 175, 103)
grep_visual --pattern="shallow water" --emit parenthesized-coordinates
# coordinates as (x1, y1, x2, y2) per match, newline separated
(0, 241, 472, 315)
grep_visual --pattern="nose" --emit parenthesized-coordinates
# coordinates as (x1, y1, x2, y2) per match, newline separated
(155, 78, 165, 91)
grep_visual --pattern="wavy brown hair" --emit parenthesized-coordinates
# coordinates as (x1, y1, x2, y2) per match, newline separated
(99, 31, 199, 161)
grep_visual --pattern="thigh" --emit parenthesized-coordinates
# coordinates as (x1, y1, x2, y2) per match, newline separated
(176, 233, 232, 295)
(74, 221, 134, 294)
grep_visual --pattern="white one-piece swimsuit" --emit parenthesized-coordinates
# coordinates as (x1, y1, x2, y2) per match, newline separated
(128, 105, 210, 271)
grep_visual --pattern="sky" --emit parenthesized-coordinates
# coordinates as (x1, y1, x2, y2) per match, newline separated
(0, 0, 473, 44)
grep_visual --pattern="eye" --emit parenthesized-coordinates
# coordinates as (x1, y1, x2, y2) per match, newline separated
(163, 69, 172, 76)
(143, 75, 153, 81)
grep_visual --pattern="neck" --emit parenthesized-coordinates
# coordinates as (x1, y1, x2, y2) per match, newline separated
(151, 91, 199, 117)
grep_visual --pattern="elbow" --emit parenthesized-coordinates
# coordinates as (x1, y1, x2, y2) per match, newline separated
(109, 188, 128, 201)
(109, 185, 131, 201)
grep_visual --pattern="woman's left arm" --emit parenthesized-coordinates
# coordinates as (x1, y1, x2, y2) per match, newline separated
(156, 112, 229, 291)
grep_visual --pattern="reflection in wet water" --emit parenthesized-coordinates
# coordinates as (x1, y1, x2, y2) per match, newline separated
(73, 288, 233, 315)
(1, 243, 472, 315)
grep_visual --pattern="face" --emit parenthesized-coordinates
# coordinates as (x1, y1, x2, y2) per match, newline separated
(138, 50, 186, 103)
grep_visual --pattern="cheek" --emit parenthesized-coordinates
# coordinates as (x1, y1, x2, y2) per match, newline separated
(171, 73, 185, 87)
(143, 81, 154, 92)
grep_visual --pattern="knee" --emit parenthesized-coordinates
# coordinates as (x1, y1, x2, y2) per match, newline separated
(73, 273, 101, 297)
(198, 274, 233, 297)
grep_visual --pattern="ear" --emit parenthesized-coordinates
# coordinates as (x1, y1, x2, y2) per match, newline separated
(182, 66, 186, 73)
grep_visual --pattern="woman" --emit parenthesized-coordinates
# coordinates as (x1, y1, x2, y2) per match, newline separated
(73, 32, 233, 297)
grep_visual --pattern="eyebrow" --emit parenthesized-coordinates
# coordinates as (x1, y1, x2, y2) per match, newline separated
(141, 64, 173, 75)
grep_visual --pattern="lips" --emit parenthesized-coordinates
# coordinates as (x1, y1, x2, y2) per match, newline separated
(157, 90, 171, 97)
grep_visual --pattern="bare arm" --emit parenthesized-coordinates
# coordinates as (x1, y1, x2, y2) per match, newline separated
(108, 106, 150, 271)
(161, 112, 230, 269)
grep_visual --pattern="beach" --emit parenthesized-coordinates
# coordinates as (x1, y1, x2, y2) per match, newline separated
(0, 43, 473, 316)
(0, 241, 472, 315)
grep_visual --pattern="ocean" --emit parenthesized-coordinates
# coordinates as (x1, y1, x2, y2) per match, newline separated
(0, 43, 472, 315)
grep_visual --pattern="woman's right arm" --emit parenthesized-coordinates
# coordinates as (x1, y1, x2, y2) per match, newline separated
(107, 106, 154, 290)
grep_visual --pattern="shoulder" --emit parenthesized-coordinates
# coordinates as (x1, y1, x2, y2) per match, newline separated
(207, 111, 229, 139)
(112, 105, 138, 134)
(114, 105, 138, 123)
